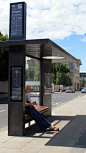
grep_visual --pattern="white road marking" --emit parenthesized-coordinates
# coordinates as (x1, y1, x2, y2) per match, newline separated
(0, 110, 6, 113)
(52, 102, 62, 105)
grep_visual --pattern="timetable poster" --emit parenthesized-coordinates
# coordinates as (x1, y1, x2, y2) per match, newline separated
(11, 67, 22, 101)
(10, 3, 23, 36)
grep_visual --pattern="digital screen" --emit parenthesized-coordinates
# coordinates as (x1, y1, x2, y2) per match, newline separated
(10, 67, 22, 101)
(10, 3, 23, 36)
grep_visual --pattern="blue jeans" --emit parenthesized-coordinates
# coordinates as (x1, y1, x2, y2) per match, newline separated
(29, 107, 51, 131)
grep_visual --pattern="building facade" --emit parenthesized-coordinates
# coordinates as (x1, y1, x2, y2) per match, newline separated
(68, 60, 82, 90)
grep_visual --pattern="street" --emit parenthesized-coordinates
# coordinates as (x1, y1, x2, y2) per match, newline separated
(0, 91, 86, 130)
(52, 91, 85, 109)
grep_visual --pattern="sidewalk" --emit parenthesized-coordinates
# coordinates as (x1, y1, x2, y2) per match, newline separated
(0, 95, 86, 153)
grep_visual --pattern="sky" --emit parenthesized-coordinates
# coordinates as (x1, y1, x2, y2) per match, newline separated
(0, 0, 86, 72)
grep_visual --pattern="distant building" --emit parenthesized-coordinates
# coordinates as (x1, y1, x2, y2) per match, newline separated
(27, 58, 39, 70)
(80, 73, 86, 87)
(80, 73, 86, 78)
(68, 59, 82, 91)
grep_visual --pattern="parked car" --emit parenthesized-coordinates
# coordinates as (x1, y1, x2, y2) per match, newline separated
(80, 87, 83, 91)
(66, 86, 75, 93)
(81, 88, 86, 93)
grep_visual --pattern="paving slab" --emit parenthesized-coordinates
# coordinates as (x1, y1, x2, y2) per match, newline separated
(18, 146, 43, 153)
(68, 147, 86, 153)
(54, 132, 79, 140)
(69, 115, 86, 126)
(46, 138, 76, 147)
(62, 123, 84, 133)
(75, 130, 86, 148)
(39, 146, 71, 153)
(1, 141, 28, 149)
(0, 135, 13, 143)
(0, 148, 19, 153)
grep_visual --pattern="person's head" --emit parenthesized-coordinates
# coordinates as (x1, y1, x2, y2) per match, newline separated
(25, 85, 31, 93)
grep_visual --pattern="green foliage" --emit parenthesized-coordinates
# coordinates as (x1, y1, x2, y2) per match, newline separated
(55, 63, 70, 73)
(25, 64, 40, 81)
(0, 31, 9, 81)
(25, 68, 29, 81)
(51, 63, 72, 86)
(65, 72, 72, 86)
(51, 73, 55, 84)
(80, 77, 85, 87)
(0, 31, 8, 41)
(25, 68, 34, 81)
(34, 64, 40, 81)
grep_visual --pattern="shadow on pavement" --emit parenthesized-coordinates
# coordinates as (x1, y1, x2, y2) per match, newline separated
(25, 115, 86, 148)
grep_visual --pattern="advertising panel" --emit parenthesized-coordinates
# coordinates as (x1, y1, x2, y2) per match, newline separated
(10, 66, 23, 101)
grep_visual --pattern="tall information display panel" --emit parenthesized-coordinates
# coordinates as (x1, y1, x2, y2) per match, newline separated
(9, 2, 26, 40)
(8, 1, 26, 136)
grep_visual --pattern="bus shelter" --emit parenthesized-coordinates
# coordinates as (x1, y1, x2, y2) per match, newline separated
(0, 39, 79, 136)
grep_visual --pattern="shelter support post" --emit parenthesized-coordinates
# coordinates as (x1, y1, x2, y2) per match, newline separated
(40, 44, 52, 116)
(8, 45, 25, 136)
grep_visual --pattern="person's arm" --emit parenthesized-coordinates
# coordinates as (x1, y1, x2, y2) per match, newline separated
(31, 101, 36, 105)
(25, 96, 29, 106)
(25, 97, 36, 106)
(27, 94, 36, 105)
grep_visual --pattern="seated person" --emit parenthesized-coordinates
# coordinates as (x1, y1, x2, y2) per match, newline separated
(25, 85, 59, 131)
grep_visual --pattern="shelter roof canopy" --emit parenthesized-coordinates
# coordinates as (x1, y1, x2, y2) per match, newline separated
(0, 38, 81, 64)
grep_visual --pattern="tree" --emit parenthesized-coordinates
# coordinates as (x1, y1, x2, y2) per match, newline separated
(0, 31, 9, 81)
(34, 64, 40, 81)
(0, 31, 8, 41)
(25, 67, 34, 81)
(25, 64, 40, 81)
(80, 77, 85, 87)
(51, 63, 72, 86)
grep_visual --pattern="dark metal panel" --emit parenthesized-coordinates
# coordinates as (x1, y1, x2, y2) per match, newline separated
(8, 45, 25, 136)
(8, 102, 23, 136)
(9, 45, 25, 66)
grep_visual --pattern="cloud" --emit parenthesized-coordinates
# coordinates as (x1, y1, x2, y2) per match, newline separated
(81, 37, 86, 42)
(0, 0, 86, 40)
(80, 66, 86, 72)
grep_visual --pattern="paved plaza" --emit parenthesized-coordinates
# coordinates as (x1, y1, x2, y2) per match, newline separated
(0, 94, 86, 152)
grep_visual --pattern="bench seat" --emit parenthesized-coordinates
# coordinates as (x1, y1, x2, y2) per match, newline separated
(25, 106, 49, 124)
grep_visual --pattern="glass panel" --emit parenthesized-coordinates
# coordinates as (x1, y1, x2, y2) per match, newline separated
(25, 57, 40, 106)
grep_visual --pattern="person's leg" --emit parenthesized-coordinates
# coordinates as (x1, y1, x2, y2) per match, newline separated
(29, 107, 51, 131)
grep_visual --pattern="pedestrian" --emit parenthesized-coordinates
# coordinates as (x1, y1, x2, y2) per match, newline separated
(25, 85, 59, 131)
